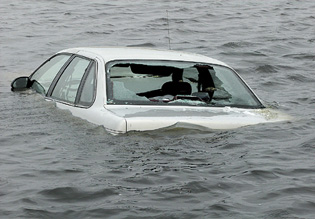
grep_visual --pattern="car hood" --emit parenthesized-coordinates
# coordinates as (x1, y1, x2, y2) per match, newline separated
(106, 105, 290, 132)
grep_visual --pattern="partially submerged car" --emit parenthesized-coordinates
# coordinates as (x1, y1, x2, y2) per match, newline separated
(11, 47, 289, 134)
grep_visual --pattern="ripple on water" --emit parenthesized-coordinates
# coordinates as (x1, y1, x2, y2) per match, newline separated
(67, 187, 113, 197)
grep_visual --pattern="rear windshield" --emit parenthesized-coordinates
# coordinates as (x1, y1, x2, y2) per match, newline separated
(106, 60, 264, 109)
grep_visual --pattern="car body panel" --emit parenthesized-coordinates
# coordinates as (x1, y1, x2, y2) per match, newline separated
(106, 105, 289, 132)
(54, 102, 127, 134)
(59, 47, 229, 67)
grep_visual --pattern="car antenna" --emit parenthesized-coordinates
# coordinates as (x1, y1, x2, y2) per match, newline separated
(166, 10, 171, 50)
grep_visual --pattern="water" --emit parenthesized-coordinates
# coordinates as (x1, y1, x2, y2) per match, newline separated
(1, 0, 315, 218)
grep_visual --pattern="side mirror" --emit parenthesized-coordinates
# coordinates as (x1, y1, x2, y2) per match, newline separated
(11, 76, 31, 91)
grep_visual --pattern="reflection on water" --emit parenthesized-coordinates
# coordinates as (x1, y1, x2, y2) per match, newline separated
(1, 0, 315, 218)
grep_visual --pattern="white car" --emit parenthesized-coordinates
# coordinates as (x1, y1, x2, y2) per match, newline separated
(11, 47, 289, 134)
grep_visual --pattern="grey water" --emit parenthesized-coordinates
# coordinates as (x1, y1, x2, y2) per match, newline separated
(1, 0, 315, 218)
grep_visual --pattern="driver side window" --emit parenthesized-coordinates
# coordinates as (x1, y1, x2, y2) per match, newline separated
(30, 54, 71, 94)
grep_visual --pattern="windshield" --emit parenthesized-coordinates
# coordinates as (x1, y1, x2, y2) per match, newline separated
(106, 60, 264, 108)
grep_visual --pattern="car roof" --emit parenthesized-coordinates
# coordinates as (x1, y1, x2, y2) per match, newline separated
(59, 47, 229, 67)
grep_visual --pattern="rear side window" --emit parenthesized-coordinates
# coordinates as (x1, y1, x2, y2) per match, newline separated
(77, 62, 96, 107)
(51, 57, 91, 104)
(30, 54, 71, 94)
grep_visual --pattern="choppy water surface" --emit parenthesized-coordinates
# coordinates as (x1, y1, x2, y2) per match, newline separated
(1, 0, 315, 218)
